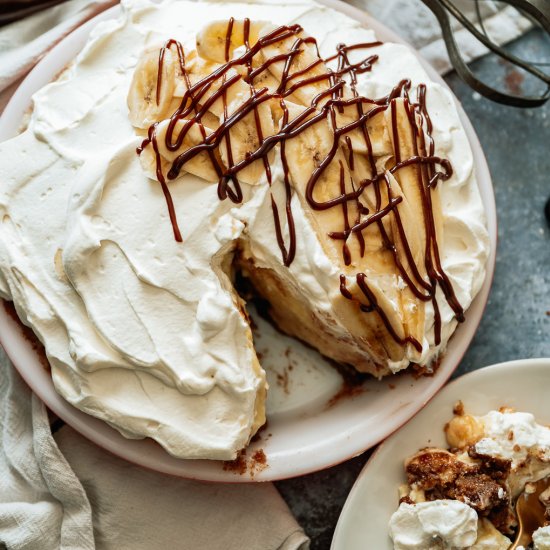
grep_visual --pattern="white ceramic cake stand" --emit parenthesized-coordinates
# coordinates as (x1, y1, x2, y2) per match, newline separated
(0, 0, 497, 482)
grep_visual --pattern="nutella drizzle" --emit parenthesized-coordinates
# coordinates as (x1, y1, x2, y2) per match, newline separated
(137, 21, 464, 353)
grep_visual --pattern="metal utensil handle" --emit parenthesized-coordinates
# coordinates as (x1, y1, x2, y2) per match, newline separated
(420, 0, 550, 108)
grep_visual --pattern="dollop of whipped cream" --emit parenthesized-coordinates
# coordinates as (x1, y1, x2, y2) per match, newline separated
(389, 502, 512, 549)
(389, 500, 478, 549)
(474, 411, 550, 496)
(0, 0, 489, 458)
(533, 525, 550, 550)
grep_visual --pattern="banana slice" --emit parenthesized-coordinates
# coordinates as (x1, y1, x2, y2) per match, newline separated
(128, 43, 227, 130)
(178, 49, 223, 91)
(199, 69, 251, 119)
(382, 98, 436, 359)
(384, 98, 429, 287)
(325, 107, 394, 273)
(413, 109, 445, 278)
(281, 102, 358, 264)
(385, 172, 426, 356)
(334, 106, 392, 159)
(218, 89, 276, 186)
(140, 119, 219, 183)
(196, 19, 267, 63)
(334, 274, 409, 363)
(128, 46, 180, 129)
(249, 67, 280, 96)
(259, 27, 332, 107)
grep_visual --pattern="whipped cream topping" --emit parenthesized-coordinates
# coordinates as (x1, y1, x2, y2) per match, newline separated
(475, 411, 550, 464)
(389, 502, 513, 550)
(533, 526, 550, 550)
(474, 411, 550, 496)
(389, 500, 478, 549)
(0, 0, 488, 458)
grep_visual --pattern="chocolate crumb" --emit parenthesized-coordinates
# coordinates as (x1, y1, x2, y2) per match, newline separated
(276, 369, 290, 394)
(411, 357, 441, 378)
(248, 448, 268, 478)
(252, 449, 266, 465)
(222, 447, 268, 477)
(222, 449, 248, 474)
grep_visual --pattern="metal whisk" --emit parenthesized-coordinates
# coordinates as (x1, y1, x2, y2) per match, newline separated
(420, 0, 550, 107)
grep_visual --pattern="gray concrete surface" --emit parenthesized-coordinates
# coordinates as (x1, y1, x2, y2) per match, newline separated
(276, 29, 550, 550)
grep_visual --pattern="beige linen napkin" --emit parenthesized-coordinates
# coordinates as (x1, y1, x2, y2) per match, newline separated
(56, 428, 307, 550)
(0, 349, 309, 550)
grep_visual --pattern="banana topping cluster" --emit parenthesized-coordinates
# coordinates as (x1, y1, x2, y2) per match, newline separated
(128, 19, 465, 362)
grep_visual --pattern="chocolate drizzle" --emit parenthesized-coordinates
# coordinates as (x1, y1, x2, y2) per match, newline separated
(136, 21, 464, 353)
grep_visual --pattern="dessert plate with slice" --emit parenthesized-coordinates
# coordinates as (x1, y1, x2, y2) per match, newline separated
(0, 0, 496, 481)
(331, 358, 550, 549)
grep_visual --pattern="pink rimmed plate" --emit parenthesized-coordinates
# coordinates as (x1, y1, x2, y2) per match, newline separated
(0, 0, 496, 481)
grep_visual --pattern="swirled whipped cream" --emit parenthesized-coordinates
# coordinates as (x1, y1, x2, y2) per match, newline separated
(0, 0, 489, 459)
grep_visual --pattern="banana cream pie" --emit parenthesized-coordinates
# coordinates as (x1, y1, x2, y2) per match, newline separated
(0, 0, 489, 459)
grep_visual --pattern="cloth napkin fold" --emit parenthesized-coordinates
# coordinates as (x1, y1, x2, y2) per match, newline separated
(0, 350, 309, 550)
(0, 1, 532, 549)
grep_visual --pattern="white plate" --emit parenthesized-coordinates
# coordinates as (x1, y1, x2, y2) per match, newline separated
(331, 358, 550, 549)
(0, 0, 496, 482)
